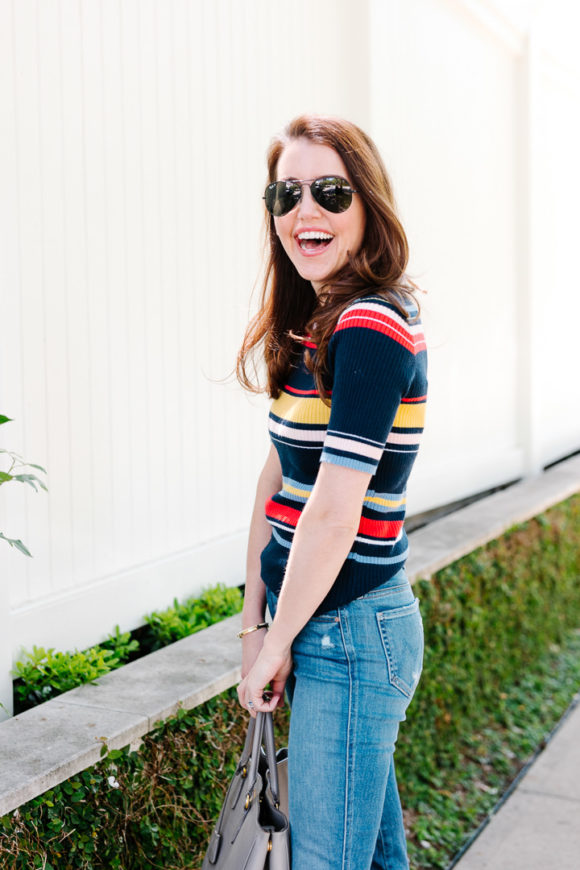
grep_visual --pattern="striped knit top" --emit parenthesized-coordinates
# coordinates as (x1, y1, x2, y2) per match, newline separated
(260, 293, 428, 614)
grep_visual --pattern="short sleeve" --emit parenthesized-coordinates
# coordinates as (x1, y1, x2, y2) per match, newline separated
(320, 298, 424, 474)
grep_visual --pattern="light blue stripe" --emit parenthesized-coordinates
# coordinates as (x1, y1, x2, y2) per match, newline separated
(272, 527, 409, 565)
(367, 488, 407, 500)
(362, 499, 404, 515)
(320, 452, 377, 474)
(281, 490, 309, 504)
(272, 527, 292, 549)
(347, 546, 409, 566)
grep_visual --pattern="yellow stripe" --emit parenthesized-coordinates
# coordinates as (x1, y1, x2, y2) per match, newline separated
(364, 495, 407, 508)
(283, 483, 405, 509)
(392, 402, 426, 429)
(283, 482, 312, 499)
(271, 391, 331, 425)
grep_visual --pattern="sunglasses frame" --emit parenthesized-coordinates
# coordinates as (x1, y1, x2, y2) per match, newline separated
(263, 175, 358, 218)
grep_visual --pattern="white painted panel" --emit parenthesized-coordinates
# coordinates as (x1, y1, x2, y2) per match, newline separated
(35, 1, 73, 592)
(11, 0, 53, 600)
(81, 0, 117, 582)
(119, 0, 150, 559)
(60, 0, 95, 590)
(370, 0, 521, 511)
(101, 0, 134, 565)
(534, 57, 580, 464)
(0, 0, 29, 604)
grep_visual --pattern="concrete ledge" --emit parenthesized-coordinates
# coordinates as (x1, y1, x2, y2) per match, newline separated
(0, 454, 579, 817)
(0, 613, 242, 816)
(406, 454, 580, 581)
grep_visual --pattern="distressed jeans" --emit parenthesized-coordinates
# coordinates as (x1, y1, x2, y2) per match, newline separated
(266, 568, 424, 870)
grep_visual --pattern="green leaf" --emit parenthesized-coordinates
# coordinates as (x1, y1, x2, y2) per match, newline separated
(0, 471, 13, 483)
(12, 473, 48, 492)
(108, 749, 124, 761)
(0, 531, 32, 556)
(0, 415, 11, 425)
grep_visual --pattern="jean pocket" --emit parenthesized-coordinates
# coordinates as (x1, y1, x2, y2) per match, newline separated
(376, 598, 424, 699)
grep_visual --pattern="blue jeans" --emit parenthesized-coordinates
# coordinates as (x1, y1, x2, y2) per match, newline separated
(266, 569, 423, 870)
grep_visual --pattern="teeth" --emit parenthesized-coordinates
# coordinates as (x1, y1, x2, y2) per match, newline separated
(297, 231, 333, 240)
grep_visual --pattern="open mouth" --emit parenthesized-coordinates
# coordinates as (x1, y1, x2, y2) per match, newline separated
(296, 231, 334, 252)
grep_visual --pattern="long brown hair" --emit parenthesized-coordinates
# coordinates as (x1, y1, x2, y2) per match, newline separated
(236, 114, 417, 399)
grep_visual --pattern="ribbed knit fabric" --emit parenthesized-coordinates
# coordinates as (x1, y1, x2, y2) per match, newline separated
(260, 294, 428, 614)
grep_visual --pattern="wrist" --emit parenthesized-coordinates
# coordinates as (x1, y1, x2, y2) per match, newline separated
(263, 627, 292, 658)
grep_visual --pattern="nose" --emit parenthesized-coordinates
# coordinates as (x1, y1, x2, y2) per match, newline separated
(296, 182, 322, 219)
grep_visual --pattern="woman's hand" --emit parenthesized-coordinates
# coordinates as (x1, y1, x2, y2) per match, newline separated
(237, 638, 293, 716)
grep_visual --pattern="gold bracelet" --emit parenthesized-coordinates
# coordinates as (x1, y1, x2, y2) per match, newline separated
(237, 622, 269, 639)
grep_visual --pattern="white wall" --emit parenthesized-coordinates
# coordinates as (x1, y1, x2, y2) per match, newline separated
(0, 0, 579, 716)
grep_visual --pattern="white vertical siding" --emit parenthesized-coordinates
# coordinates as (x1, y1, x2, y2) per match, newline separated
(0, 0, 578, 715)
(371, 0, 525, 510)
(534, 50, 580, 463)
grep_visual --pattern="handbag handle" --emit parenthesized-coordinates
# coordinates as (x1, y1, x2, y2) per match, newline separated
(246, 712, 281, 804)
(236, 713, 257, 773)
(262, 712, 281, 807)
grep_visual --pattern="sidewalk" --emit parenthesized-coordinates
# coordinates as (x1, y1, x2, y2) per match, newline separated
(452, 695, 580, 869)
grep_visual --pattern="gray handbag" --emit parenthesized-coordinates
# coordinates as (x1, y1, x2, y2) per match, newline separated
(202, 711, 290, 870)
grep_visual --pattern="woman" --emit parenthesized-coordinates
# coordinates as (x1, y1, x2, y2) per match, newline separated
(236, 115, 427, 870)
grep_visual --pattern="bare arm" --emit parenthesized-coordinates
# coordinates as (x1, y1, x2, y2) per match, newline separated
(240, 444, 282, 678)
(271, 462, 371, 647)
(238, 460, 372, 711)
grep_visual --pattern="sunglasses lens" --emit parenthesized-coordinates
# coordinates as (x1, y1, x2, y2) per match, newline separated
(264, 181, 301, 217)
(311, 176, 353, 213)
(264, 177, 354, 216)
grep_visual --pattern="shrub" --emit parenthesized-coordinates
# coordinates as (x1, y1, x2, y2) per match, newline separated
(144, 584, 243, 650)
(13, 645, 126, 710)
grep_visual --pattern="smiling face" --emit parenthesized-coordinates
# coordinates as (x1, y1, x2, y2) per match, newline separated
(273, 138, 366, 295)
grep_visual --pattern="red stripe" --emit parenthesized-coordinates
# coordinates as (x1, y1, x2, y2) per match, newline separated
(303, 340, 317, 349)
(267, 500, 403, 540)
(265, 499, 301, 528)
(284, 385, 322, 396)
(335, 312, 415, 353)
(357, 517, 403, 539)
(401, 395, 427, 403)
(337, 309, 426, 354)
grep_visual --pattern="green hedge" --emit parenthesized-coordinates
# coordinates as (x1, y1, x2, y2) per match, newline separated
(1, 494, 579, 869)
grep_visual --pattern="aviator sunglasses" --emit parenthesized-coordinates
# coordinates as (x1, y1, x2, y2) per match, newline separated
(263, 175, 358, 218)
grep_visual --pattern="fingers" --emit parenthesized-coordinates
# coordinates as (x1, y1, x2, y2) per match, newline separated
(237, 681, 285, 717)
(238, 651, 293, 716)
(248, 690, 283, 715)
